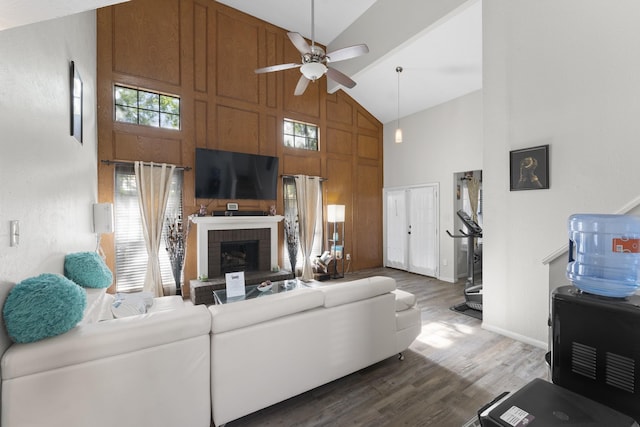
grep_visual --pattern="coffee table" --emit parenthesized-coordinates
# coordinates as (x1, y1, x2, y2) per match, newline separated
(212, 278, 310, 304)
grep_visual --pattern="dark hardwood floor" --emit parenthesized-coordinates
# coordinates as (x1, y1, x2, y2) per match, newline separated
(224, 268, 548, 427)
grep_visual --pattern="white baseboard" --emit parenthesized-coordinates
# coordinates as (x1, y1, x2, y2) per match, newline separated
(481, 323, 547, 350)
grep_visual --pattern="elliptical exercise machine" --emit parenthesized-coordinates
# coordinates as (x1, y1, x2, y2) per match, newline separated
(447, 209, 483, 312)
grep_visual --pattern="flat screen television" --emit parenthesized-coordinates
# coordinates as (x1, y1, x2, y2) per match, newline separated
(195, 148, 279, 200)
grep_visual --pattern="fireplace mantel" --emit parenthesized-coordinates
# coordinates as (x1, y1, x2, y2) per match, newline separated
(191, 215, 284, 277)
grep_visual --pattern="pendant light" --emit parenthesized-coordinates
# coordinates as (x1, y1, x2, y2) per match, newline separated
(395, 66, 403, 144)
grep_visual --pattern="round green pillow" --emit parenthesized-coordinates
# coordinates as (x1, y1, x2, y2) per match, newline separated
(3, 274, 87, 343)
(64, 251, 113, 288)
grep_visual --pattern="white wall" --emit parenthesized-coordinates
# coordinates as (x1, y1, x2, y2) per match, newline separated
(483, 0, 640, 347)
(0, 12, 98, 283)
(384, 90, 482, 282)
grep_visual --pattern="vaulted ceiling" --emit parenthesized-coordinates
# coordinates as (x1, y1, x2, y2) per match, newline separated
(0, 0, 482, 125)
(217, 0, 482, 124)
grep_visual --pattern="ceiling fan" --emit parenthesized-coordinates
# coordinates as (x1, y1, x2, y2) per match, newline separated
(254, 0, 369, 96)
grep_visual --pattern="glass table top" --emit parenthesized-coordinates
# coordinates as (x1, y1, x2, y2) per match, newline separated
(212, 278, 310, 304)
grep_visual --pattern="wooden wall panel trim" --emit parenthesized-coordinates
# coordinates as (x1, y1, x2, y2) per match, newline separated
(354, 164, 383, 270)
(263, 114, 278, 157)
(265, 30, 278, 109)
(112, 0, 181, 85)
(193, 2, 208, 93)
(216, 105, 260, 154)
(357, 134, 380, 160)
(326, 157, 354, 259)
(327, 92, 354, 125)
(326, 126, 353, 156)
(113, 131, 183, 164)
(215, 10, 260, 104)
(195, 100, 208, 148)
(98, 0, 385, 288)
(357, 110, 379, 131)
(282, 153, 322, 177)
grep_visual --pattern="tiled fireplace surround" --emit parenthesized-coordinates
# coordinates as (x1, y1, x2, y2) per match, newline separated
(189, 215, 293, 304)
(191, 215, 284, 279)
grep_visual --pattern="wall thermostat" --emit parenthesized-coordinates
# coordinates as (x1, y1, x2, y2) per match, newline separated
(226, 203, 239, 211)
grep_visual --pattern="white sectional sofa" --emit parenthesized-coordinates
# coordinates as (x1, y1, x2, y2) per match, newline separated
(0, 276, 420, 427)
(209, 276, 421, 426)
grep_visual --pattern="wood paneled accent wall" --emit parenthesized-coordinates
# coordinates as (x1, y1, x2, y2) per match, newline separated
(97, 0, 384, 293)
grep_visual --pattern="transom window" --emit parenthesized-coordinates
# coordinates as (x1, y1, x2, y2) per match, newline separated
(283, 119, 319, 151)
(114, 85, 180, 130)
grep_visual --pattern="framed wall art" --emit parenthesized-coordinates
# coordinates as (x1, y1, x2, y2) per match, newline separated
(70, 60, 83, 144)
(509, 145, 549, 191)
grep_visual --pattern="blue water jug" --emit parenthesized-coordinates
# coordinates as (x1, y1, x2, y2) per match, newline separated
(567, 214, 640, 297)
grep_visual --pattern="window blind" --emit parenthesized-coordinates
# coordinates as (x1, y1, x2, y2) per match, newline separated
(114, 164, 183, 292)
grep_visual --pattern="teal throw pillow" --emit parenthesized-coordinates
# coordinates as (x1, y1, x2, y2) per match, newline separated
(64, 251, 113, 288)
(3, 274, 86, 343)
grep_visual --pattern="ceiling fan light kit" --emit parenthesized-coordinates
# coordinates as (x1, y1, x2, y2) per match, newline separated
(253, 0, 369, 96)
(300, 62, 327, 81)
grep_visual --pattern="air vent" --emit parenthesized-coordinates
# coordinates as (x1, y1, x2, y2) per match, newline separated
(605, 352, 635, 394)
(571, 342, 597, 379)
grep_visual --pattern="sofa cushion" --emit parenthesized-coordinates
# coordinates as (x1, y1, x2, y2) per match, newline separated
(393, 289, 417, 312)
(320, 276, 396, 308)
(64, 251, 113, 288)
(209, 288, 324, 334)
(3, 274, 86, 343)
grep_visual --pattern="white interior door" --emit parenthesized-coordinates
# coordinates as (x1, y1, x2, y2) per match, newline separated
(408, 185, 439, 277)
(384, 184, 439, 277)
(384, 189, 408, 270)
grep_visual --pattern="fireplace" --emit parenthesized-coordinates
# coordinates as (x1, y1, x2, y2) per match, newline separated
(191, 215, 284, 279)
(208, 228, 270, 277)
(221, 240, 259, 273)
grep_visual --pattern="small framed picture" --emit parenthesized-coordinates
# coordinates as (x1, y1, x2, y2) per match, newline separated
(70, 61, 83, 144)
(509, 145, 549, 191)
(226, 202, 239, 211)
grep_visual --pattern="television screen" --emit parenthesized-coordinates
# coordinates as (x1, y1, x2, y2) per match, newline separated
(195, 148, 279, 200)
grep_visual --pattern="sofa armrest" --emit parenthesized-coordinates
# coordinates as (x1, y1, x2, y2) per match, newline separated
(1, 304, 211, 380)
(320, 276, 396, 308)
(209, 288, 324, 334)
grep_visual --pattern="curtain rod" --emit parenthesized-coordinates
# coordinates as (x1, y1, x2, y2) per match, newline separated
(101, 159, 192, 171)
(281, 174, 327, 181)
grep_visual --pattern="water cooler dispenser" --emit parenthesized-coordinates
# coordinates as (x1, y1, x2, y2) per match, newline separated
(479, 214, 640, 426)
(551, 214, 640, 422)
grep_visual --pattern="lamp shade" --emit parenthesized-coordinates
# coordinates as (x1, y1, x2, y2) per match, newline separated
(395, 128, 403, 144)
(327, 204, 345, 222)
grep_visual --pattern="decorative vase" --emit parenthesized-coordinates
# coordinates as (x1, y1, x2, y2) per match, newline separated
(284, 215, 299, 277)
(288, 246, 298, 276)
(170, 258, 184, 296)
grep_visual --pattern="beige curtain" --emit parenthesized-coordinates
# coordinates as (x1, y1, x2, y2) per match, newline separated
(467, 177, 480, 224)
(135, 161, 176, 297)
(294, 175, 321, 281)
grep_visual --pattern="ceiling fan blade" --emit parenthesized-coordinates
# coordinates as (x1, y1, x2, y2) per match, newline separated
(288, 32, 311, 55)
(255, 63, 301, 74)
(326, 44, 369, 63)
(326, 67, 356, 89)
(294, 75, 310, 96)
